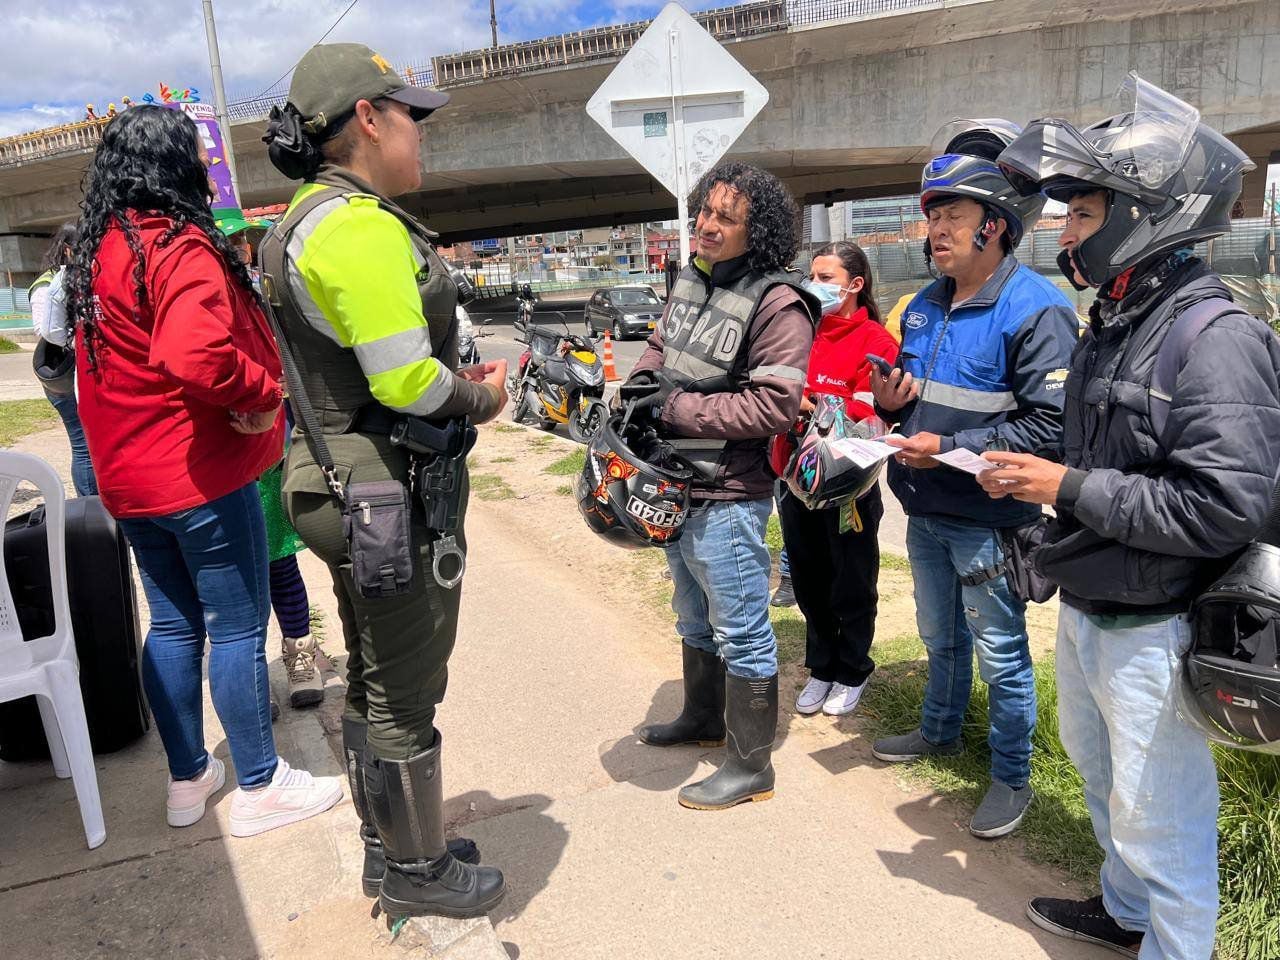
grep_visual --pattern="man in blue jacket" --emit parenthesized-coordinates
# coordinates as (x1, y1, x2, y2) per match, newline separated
(870, 120, 1078, 838)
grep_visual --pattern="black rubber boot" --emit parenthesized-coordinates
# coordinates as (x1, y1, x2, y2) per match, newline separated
(364, 732, 506, 919)
(678, 673, 777, 810)
(343, 719, 478, 899)
(638, 644, 726, 747)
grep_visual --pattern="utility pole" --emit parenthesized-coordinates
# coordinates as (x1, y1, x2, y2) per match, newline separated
(201, 0, 239, 197)
(490, 0, 499, 48)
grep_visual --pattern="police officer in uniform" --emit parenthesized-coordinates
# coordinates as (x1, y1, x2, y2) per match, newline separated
(260, 44, 507, 919)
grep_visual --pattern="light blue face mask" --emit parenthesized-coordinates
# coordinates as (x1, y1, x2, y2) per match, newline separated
(803, 279, 849, 315)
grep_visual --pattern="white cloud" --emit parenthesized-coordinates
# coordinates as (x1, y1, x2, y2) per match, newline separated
(0, 0, 494, 135)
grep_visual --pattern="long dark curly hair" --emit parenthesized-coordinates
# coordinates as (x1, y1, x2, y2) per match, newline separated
(688, 161, 799, 275)
(66, 105, 252, 369)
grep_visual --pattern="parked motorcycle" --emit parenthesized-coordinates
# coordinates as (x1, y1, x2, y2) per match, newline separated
(508, 312, 606, 442)
(456, 307, 492, 366)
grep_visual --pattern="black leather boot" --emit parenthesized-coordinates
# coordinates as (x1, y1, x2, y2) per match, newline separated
(364, 732, 505, 919)
(638, 643, 726, 747)
(343, 718, 478, 898)
(678, 673, 777, 810)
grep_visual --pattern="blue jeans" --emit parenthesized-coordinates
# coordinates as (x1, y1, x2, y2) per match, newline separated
(1057, 606, 1219, 960)
(666, 498, 776, 678)
(118, 483, 277, 787)
(45, 389, 98, 497)
(906, 515, 1035, 787)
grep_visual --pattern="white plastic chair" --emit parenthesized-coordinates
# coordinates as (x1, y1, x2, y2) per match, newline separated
(0, 451, 105, 849)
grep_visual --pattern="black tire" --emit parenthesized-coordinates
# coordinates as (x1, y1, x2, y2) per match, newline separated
(511, 389, 530, 424)
(568, 401, 604, 444)
(612, 319, 623, 342)
(537, 418, 556, 432)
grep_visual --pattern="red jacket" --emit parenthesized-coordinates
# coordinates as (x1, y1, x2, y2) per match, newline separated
(77, 215, 283, 518)
(770, 307, 900, 475)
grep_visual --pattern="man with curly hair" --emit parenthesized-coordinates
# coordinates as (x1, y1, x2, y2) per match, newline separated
(626, 161, 820, 810)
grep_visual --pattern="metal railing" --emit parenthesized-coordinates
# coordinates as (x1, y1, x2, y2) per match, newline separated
(433, 0, 788, 86)
(0, 116, 110, 167)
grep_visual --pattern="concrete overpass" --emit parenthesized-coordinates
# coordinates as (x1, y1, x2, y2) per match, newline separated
(1, 0, 1278, 268)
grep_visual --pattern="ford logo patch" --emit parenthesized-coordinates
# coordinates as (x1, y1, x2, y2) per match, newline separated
(905, 311, 928, 330)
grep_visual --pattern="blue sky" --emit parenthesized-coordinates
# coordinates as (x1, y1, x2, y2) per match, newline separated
(0, 0, 730, 136)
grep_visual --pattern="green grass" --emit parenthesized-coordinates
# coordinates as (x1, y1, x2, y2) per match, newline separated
(554, 484, 573, 497)
(490, 456, 515, 464)
(765, 513, 784, 555)
(880, 551, 911, 572)
(470, 472, 515, 501)
(0, 399, 60, 446)
(546, 449, 586, 476)
(493, 423, 523, 434)
(0, 336, 19, 353)
(862, 631, 1280, 959)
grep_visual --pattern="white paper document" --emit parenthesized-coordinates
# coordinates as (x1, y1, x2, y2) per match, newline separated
(828, 437, 899, 469)
(933, 447, 998, 476)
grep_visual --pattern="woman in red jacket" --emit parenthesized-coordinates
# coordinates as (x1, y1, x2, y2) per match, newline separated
(775, 241, 899, 717)
(66, 105, 340, 836)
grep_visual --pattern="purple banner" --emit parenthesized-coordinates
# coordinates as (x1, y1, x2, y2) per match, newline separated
(167, 100, 238, 212)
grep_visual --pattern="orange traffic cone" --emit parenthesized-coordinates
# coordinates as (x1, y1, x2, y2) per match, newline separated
(601, 330, 620, 382)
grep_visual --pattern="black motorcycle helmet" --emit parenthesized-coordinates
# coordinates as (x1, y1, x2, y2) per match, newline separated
(1179, 507, 1280, 755)
(575, 405, 694, 549)
(997, 74, 1254, 288)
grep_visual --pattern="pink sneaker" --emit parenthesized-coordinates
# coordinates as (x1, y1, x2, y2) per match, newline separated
(167, 756, 226, 827)
(228, 757, 343, 838)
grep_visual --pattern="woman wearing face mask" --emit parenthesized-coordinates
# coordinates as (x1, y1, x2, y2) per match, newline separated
(771, 241, 899, 717)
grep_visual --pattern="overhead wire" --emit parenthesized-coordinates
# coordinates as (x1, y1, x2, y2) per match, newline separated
(249, 0, 362, 101)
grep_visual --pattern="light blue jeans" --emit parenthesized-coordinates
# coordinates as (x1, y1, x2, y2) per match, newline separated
(666, 498, 777, 678)
(906, 515, 1036, 787)
(1056, 605, 1219, 960)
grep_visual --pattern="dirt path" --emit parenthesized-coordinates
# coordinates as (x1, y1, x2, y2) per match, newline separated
(298, 421, 1091, 960)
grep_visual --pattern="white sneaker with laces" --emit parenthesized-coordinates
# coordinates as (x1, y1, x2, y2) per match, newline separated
(795, 677, 833, 715)
(822, 680, 868, 716)
(167, 756, 226, 827)
(228, 757, 343, 838)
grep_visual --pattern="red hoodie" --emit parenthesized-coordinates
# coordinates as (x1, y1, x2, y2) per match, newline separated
(770, 306, 900, 476)
(77, 215, 284, 518)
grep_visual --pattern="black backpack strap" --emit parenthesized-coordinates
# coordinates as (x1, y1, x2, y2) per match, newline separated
(1148, 297, 1243, 440)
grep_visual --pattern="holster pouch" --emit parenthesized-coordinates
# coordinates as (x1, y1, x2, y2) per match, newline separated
(343, 480, 414, 599)
(392, 417, 478, 533)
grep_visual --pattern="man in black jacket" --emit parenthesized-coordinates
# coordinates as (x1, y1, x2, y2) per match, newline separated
(986, 98, 1280, 959)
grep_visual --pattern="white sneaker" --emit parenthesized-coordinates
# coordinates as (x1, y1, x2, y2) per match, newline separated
(822, 680, 868, 716)
(228, 757, 343, 838)
(795, 677, 833, 715)
(167, 756, 226, 827)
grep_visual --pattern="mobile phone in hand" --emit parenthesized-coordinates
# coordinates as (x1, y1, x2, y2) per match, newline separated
(865, 353, 895, 378)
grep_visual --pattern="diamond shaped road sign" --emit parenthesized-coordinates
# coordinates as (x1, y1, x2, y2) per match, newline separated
(586, 2, 768, 261)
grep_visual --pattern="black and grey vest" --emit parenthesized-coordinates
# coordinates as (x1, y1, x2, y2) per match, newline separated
(657, 260, 808, 480)
(259, 166, 459, 434)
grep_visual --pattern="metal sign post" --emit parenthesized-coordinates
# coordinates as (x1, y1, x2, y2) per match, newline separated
(586, 2, 768, 271)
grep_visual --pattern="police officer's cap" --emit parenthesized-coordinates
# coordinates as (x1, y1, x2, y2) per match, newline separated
(288, 43, 449, 134)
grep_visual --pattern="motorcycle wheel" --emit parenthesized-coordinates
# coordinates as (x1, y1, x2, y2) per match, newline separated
(568, 402, 603, 444)
(537, 417, 556, 432)
(511, 388, 530, 424)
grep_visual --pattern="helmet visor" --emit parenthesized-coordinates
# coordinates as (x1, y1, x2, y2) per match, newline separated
(929, 118, 1024, 160)
(1114, 72, 1200, 189)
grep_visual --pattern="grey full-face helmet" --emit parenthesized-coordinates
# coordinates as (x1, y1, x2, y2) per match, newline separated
(997, 74, 1255, 286)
